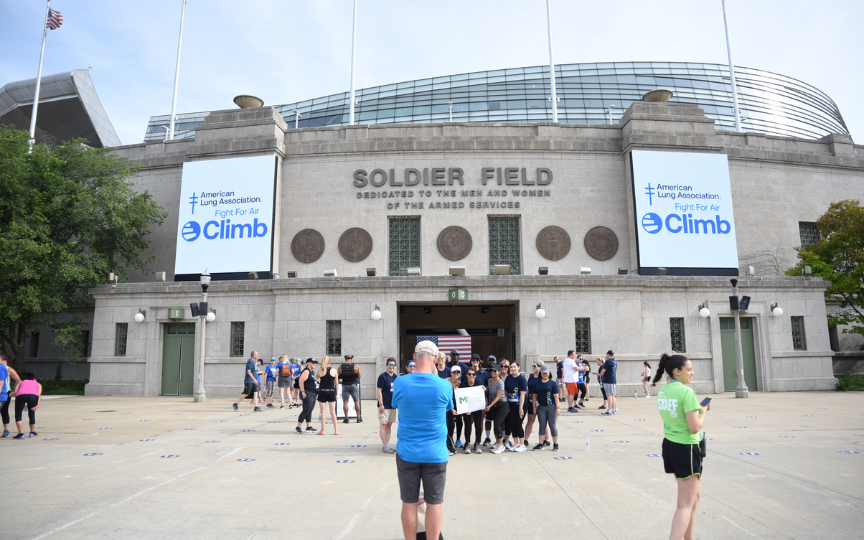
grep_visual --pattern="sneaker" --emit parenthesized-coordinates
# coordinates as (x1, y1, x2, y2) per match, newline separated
(645, 394, 651, 398)
(567, 407, 576, 413)
(29, 432, 38, 437)
(491, 442, 500, 450)
(280, 405, 284, 409)
(455, 440, 463, 448)
(449, 449, 456, 456)
(612, 410, 619, 415)
(598, 405, 607, 410)
(464, 446, 471, 454)
(266, 404, 274, 408)
(383, 447, 396, 454)
(305, 426, 316, 432)
(233, 403, 239, 411)
(482, 437, 491, 446)
(474, 446, 482, 454)
(578, 402, 586, 408)
(295, 427, 303, 434)
(357, 417, 363, 423)
(1, 430, 8, 437)
(532, 443, 544, 450)
(504, 440, 514, 450)
(343, 418, 349, 424)
(553, 443, 559, 451)
(543, 440, 551, 447)
(602, 410, 613, 416)
(492, 445, 505, 455)
(515, 444, 527, 452)
(12, 433, 24, 439)
(253, 407, 262, 412)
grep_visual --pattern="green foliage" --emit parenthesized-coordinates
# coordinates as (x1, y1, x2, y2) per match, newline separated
(0, 126, 167, 371)
(41, 379, 88, 395)
(835, 371, 864, 391)
(786, 200, 864, 338)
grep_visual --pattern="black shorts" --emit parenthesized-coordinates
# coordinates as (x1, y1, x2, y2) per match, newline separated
(662, 438, 703, 479)
(243, 382, 258, 395)
(522, 397, 535, 416)
(293, 379, 300, 389)
(396, 453, 448, 505)
(317, 390, 336, 403)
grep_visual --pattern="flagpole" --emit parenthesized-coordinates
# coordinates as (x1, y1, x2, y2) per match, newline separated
(29, 0, 52, 149)
(168, 0, 188, 140)
(722, 0, 742, 132)
(545, 0, 558, 123)
(349, 0, 357, 126)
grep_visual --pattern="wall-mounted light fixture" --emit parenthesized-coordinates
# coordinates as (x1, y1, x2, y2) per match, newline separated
(448, 266, 465, 276)
(803, 265, 812, 276)
(324, 269, 337, 277)
(206, 308, 216, 322)
(407, 267, 421, 276)
(770, 303, 783, 316)
(538, 267, 548, 275)
(134, 309, 146, 323)
(493, 264, 510, 275)
(579, 267, 591, 276)
(371, 305, 382, 320)
(535, 303, 546, 319)
(155, 272, 166, 282)
(698, 303, 710, 318)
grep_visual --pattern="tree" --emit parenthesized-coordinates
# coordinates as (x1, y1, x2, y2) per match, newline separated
(0, 126, 167, 373)
(787, 199, 864, 338)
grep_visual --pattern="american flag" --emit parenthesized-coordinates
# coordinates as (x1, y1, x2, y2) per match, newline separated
(47, 8, 63, 30)
(416, 336, 472, 358)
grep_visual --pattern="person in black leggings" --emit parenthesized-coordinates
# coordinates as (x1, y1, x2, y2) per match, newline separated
(295, 358, 318, 434)
(485, 364, 508, 454)
(460, 367, 485, 454)
(1, 354, 21, 438)
(596, 358, 608, 410)
(13, 372, 42, 439)
(445, 366, 461, 455)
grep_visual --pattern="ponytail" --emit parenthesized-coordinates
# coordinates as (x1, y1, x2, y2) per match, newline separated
(651, 353, 688, 386)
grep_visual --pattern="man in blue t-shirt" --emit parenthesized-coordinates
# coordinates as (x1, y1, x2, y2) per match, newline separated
(599, 350, 618, 415)
(264, 357, 279, 408)
(233, 351, 261, 412)
(392, 340, 452, 540)
(376, 357, 399, 454)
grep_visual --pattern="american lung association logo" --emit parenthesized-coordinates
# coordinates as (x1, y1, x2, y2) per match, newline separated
(641, 213, 663, 234)
(182, 221, 201, 241)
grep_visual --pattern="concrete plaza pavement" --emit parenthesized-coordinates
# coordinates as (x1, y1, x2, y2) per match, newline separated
(2, 391, 862, 539)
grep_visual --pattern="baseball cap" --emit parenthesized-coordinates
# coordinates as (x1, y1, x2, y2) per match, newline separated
(450, 365, 462, 373)
(487, 355, 497, 362)
(415, 340, 439, 356)
(489, 364, 501, 371)
(607, 350, 614, 356)
(540, 365, 552, 374)
(471, 354, 481, 361)
(270, 357, 277, 362)
(306, 357, 317, 364)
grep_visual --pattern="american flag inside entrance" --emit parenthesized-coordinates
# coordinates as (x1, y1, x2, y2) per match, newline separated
(416, 336, 471, 357)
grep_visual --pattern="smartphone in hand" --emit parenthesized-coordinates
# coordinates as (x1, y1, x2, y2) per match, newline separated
(700, 397, 712, 407)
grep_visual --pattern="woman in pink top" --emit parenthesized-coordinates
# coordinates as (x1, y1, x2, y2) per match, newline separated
(13, 372, 42, 439)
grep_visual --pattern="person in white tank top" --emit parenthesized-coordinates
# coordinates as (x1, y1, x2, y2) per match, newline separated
(643, 362, 652, 398)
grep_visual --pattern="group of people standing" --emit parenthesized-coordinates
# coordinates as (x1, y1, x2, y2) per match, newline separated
(0, 353, 43, 440)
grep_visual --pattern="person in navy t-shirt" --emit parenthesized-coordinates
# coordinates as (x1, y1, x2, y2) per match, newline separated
(233, 351, 261, 412)
(377, 357, 399, 454)
(392, 341, 452, 540)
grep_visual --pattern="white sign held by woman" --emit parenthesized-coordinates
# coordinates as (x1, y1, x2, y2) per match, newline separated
(454, 386, 486, 414)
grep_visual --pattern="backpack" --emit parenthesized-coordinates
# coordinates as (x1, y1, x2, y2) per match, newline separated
(281, 363, 291, 378)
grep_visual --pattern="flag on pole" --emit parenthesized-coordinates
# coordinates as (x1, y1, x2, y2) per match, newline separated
(47, 8, 63, 30)
(416, 336, 472, 358)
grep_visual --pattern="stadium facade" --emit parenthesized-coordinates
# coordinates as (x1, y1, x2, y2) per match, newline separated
(144, 62, 849, 142)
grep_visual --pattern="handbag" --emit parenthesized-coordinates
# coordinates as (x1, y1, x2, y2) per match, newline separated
(699, 432, 707, 457)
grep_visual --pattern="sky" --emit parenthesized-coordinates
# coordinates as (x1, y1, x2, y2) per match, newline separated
(1, 0, 862, 146)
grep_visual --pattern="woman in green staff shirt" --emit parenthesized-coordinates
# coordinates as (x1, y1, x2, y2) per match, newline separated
(652, 353, 710, 540)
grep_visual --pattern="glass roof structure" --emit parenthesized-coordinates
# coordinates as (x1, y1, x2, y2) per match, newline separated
(144, 61, 848, 143)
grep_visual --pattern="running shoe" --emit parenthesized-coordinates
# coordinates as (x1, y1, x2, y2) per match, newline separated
(532, 443, 544, 450)
(645, 394, 651, 398)
(567, 407, 576, 413)
(455, 440, 463, 448)
(464, 446, 471, 454)
(612, 410, 619, 415)
(280, 405, 284, 409)
(12, 434, 24, 439)
(449, 449, 456, 456)
(543, 440, 550, 447)
(483, 437, 492, 446)
(602, 410, 613, 416)
(598, 405, 607, 410)
(343, 418, 350, 424)
(474, 446, 482, 454)
(1, 430, 8, 437)
(491, 442, 500, 451)
(266, 404, 274, 408)
(295, 427, 303, 434)
(383, 447, 396, 454)
(305, 426, 316, 432)
(253, 407, 262, 412)
(233, 403, 239, 411)
(357, 417, 363, 423)
(29, 432, 38, 437)
(504, 440, 514, 450)
(553, 443, 559, 451)
(492, 445, 505, 454)
(514, 444, 527, 452)
(578, 402, 586, 408)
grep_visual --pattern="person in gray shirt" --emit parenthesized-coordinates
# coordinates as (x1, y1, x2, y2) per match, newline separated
(484, 364, 508, 455)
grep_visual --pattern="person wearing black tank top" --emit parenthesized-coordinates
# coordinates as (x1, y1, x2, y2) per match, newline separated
(295, 358, 319, 434)
(317, 355, 340, 435)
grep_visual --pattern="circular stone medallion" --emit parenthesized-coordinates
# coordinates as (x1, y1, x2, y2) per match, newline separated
(584, 226, 619, 261)
(437, 226, 472, 261)
(291, 229, 325, 264)
(536, 226, 571, 261)
(338, 228, 373, 262)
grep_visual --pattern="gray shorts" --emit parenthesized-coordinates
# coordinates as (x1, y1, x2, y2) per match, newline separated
(277, 376, 292, 388)
(396, 453, 448, 505)
(342, 383, 360, 402)
(603, 383, 617, 396)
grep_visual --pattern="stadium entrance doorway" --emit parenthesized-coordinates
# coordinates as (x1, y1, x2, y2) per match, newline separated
(398, 303, 518, 372)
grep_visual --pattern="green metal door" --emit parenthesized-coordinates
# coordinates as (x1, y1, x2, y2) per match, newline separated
(720, 317, 758, 391)
(161, 323, 196, 396)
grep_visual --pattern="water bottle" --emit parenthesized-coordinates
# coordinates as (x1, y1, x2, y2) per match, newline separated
(634, 390, 638, 398)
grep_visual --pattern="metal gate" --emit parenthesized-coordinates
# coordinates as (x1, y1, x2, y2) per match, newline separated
(161, 323, 195, 396)
(720, 317, 758, 391)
